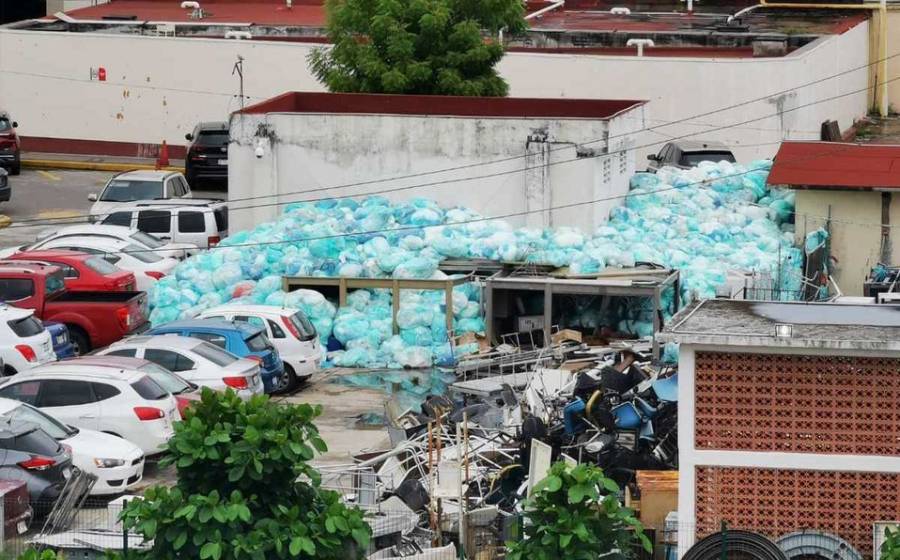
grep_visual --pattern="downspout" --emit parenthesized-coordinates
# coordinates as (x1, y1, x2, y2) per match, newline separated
(524, 0, 565, 20)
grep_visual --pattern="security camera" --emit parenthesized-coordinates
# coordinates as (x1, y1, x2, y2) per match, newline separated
(255, 145, 265, 159)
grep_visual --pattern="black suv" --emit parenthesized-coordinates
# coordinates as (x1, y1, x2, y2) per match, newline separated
(185, 122, 229, 187)
(0, 420, 72, 512)
(646, 140, 736, 172)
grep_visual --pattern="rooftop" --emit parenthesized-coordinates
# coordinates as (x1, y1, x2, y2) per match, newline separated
(660, 299, 900, 351)
(767, 141, 900, 190)
(240, 91, 646, 119)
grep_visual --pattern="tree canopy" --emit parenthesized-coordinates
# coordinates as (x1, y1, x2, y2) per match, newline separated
(309, 0, 527, 96)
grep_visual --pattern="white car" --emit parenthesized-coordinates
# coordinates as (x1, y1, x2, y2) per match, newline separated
(0, 398, 144, 495)
(25, 236, 178, 291)
(29, 224, 198, 260)
(197, 304, 322, 391)
(97, 335, 265, 397)
(0, 305, 55, 375)
(0, 360, 180, 455)
(88, 170, 193, 220)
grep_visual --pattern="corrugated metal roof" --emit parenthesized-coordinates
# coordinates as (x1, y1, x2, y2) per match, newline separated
(767, 141, 900, 190)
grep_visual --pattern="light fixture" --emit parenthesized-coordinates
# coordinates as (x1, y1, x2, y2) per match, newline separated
(774, 324, 793, 338)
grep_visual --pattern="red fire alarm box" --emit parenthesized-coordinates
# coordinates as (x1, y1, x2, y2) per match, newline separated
(98, 67, 107, 81)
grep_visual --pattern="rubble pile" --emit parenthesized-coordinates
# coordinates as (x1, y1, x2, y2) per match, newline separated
(149, 160, 796, 367)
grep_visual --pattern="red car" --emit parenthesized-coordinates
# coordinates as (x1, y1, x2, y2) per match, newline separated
(5, 250, 137, 292)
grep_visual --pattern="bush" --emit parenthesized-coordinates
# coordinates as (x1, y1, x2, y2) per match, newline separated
(506, 461, 651, 560)
(121, 389, 370, 560)
(882, 527, 900, 560)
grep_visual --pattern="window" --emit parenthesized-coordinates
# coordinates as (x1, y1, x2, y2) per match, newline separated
(85, 256, 120, 275)
(245, 333, 270, 352)
(0, 278, 34, 301)
(680, 151, 737, 167)
(8, 404, 74, 439)
(105, 348, 137, 358)
(100, 180, 163, 202)
(268, 319, 285, 339)
(214, 207, 228, 232)
(288, 311, 317, 341)
(197, 130, 229, 147)
(92, 383, 121, 401)
(139, 363, 192, 394)
(45, 272, 65, 295)
(0, 381, 41, 405)
(39, 380, 95, 407)
(190, 332, 227, 349)
(178, 211, 205, 233)
(129, 231, 165, 249)
(123, 243, 162, 263)
(137, 210, 171, 234)
(170, 178, 184, 198)
(0, 118, 11, 133)
(51, 263, 79, 279)
(191, 342, 238, 366)
(103, 212, 133, 228)
(130, 376, 168, 400)
(10, 428, 61, 456)
(177, 176, 190, 195)
(145, 349, 195, 372)
(8, 315, 43, 337)
(235, 315, 265, 329)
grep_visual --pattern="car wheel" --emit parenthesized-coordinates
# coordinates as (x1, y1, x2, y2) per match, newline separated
(274, 365, 298, 395)
(68, 327, 91, 356)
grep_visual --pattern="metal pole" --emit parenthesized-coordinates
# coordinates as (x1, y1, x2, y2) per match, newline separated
(123, 499, 129, 555)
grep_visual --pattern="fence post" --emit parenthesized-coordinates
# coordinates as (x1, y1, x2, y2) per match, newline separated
(0, 492, 5, 554)
(122, 499, 128, 555)
(719, 521, 728, 560)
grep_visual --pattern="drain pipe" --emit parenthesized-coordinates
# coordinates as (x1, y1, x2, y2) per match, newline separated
(525, 0, 565, 20)
(626, 38, 655, 57)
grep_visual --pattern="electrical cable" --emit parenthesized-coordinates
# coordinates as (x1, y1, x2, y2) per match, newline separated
(682, 530, 788, 560)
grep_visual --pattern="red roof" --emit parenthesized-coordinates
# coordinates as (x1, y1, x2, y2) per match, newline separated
(64, 0, 325, 27)
(240, 91, 645, 119)
(767, 141, 900, 190)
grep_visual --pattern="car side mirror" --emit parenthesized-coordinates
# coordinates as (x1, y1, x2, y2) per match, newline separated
(11, 122, 17, 128)
(185, 133, 193, 141)
(647, 154, 658, 161)
(88, 193, 98, 202)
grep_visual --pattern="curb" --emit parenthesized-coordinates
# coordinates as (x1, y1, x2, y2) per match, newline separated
(0, 215, 11, 229)
(22, 159, 185, 173)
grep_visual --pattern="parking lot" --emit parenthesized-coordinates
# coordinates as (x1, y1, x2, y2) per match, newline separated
(0, 169, 222, 247)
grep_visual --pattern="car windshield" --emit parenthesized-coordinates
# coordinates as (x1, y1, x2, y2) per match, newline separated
(129, 231, 165, 249)
(85, 256, 120, 275)
(6, 403, 76, 439)
(0, 118, 11, 132)
(197, 131, 229, 146)
(245, 333, 271, 352)
(123, 243, 163, 263)
(681, 151, 736, 166)
(191, 341, 239, 366)
(7, 315, 43, 337)
(100, 180, 163, 202)
(139, 364, 193, 394)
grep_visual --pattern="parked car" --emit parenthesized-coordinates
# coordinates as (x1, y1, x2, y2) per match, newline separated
(646, 140, 736, 172)
(88, 170, 192, 221)
(0, 168, 9, 204)
(0, 398, 144, 496)
(23, 236, 178, 292)
(0, 261, 149, 353)
(29, 224, 198, 260)
(0, 360, 180, 455)
(185, 122, 229, 186)
(197, 305, 321, 392)
(0, 111, 20, 175)
(0, 480, 33, 537)
(0, 305, 55, 375)
(97, 335, 265, 397)
(100, 199, 228, 249)
(44, 322, 75, 360)
(146, 319, 284, 394)
(0, 420, 72, 510)
(5, 249, 137, 292)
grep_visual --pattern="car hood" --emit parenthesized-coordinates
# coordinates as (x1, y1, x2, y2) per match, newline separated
(89, 201, 126, 219)
(62, 427, 143, 463)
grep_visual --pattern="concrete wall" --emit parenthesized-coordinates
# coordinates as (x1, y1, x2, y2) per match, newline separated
(0, 20, 870, 162)
(227, 106, 645, 231)
(793, 188, 892, 296)
(887, 10, 900, 112)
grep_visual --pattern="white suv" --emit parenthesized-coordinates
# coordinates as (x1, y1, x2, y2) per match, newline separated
(197, 304, 322, 392)
(99, 199, 228, 249)
(0, 360, 180, 455)
(88, 170, 192, 221)
(0, 306, 55, 375)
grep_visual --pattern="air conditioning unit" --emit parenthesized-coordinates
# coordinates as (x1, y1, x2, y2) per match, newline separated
(874, 521, 899, 560)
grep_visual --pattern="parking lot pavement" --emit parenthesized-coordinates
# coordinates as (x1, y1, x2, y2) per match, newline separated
(0, 169, 224, 248)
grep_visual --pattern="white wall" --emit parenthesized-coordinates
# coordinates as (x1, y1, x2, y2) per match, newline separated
(227, 106, 645, 231)
(0, 20, 869, 163)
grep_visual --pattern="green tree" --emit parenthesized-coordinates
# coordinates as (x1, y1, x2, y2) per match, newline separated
(121, 389, 370, 560)
(506, 461, 652, 560)
(309, 0, 527, 96)
(882, 527, 900, 560)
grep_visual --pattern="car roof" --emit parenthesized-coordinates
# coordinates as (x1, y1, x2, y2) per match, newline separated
(0, 397, 22, 415)
(112, 335, 207, 351)
(203, 304, 298, 317)
(61, 355, 153, 370)
(111, 170, 180, 181)
(51, 225, 137, 238)
(150, 319, 262, 336)
(41, 236, 131, 250)
(670, 140, 732, 152)
(110, 199, 225, 210)
(197, 122, 228, 132)
(0, 261, 60, 274)
(8, 249, 93, 262)
(24, 361, 146, 382)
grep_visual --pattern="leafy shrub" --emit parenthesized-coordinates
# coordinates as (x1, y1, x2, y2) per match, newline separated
(506, 461, 651, 560)
(881, 527, 900, 560)
(122, 389, 370, 560)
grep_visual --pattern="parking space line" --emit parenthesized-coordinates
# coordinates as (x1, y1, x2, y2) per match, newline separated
(37, 170, 62, 182)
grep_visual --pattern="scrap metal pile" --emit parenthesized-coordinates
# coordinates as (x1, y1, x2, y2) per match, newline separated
(320, 346, 677, 559)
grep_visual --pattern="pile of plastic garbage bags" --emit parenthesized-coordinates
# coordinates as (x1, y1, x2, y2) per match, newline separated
(149, 158, 799, 368)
